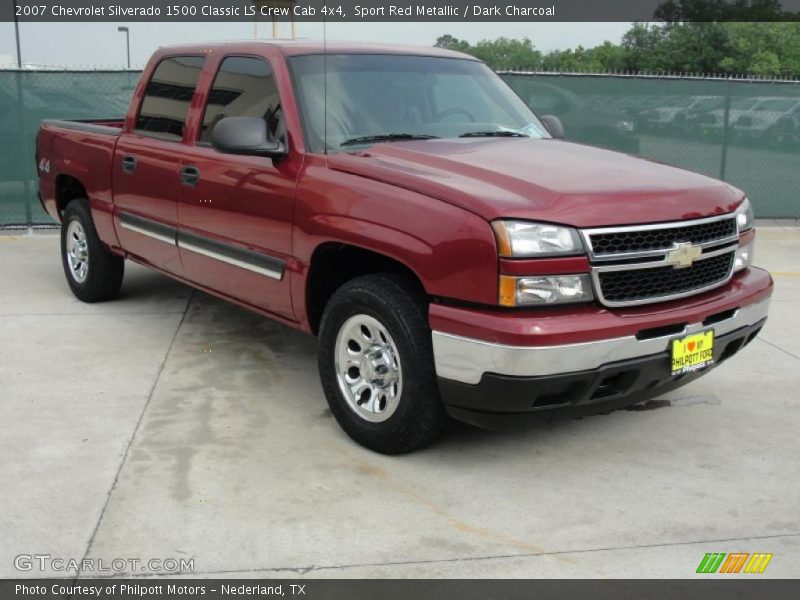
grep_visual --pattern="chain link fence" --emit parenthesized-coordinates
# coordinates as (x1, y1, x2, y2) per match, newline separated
(501, 71, 800, 219)
(1, 69, 798, 226)
(0, 70, 138, 227)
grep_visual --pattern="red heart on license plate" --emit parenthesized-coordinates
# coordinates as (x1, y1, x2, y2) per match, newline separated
(687, 341, 696, 351)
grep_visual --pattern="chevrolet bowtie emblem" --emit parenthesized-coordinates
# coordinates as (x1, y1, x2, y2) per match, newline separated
(665, 242, 702, 268)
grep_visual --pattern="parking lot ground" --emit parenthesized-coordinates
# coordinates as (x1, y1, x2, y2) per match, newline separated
(1, 228, 799, 579)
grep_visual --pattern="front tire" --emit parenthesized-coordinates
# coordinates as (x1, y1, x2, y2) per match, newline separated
(317, 274, 447, 454)
(61, 199, 124, 302)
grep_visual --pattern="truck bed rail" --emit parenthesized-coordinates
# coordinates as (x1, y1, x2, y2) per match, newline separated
(41, 119, 123, 136)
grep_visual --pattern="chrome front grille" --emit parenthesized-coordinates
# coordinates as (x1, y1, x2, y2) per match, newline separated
(582, 214, 739, 307)
(597, 251, 734, 304)
(588, 217, 737, 257)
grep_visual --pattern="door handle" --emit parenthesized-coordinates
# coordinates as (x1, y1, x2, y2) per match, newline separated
(180, 166, 200, 187)
(121, 154, 137, 174)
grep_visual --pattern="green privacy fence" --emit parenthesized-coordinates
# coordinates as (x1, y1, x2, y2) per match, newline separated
(501, 71, 800, 219)
(1, 69, 799, 226)
(0, 70, 138, 226)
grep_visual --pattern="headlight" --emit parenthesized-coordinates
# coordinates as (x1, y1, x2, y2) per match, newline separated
(735, 197, 754, 232)
(733, 240, 754, 273)
(492, 220, 583, 257)
(499, 274, 594, 307)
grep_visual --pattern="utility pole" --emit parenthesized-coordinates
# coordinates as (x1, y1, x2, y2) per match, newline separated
(11, 0, 33, 225)
(252, 0, 298, 39)
(117, 26, 131, 69)
(13, 0, 23, 67)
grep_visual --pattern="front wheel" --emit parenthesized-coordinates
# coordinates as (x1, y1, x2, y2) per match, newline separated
(317, 274, 447, 454)
(61, 199, 124, 302)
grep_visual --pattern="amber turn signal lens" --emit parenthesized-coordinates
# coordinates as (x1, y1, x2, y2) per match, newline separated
(498, 275, 517, 307)
(492, 222, 513, 257)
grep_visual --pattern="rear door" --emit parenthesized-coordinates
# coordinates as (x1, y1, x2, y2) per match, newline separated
(177, 55, 298, 320)
(113, 55, 206, 274)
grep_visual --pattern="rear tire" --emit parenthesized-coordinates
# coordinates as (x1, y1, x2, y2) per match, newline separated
(61, 199, 124, 302)
(317, 274, 447, 454)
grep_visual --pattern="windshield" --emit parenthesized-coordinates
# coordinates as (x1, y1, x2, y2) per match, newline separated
(288, 54, 548, 153)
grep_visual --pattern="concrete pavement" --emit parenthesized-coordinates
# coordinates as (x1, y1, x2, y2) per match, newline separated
(1, 229, 799, 579)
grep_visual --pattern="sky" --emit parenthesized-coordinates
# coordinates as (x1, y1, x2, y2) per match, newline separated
(0, 21, 631, 68)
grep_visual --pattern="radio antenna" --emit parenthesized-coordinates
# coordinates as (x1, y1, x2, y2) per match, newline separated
(323, 12, 328, 154)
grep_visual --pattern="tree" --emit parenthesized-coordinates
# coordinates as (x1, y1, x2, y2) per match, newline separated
(471, 37, 542, 70)
(434, 14, 800, 77)
(720, 22, 800, 75)
(620, 23, 666, 72)
(660, 23, 731, 73)
(434, 34, 471, 53)
(593, 41, 628, 72)
(654, 0, 793, 22)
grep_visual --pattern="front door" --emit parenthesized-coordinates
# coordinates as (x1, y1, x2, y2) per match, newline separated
(177, 55, 297, 320)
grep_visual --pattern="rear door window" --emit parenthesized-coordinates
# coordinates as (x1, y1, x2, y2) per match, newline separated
(135, 55, 206, 141)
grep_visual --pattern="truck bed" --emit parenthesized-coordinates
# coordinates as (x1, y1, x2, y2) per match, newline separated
(37, 118, 124, 233)
(41, 118, 124, 136)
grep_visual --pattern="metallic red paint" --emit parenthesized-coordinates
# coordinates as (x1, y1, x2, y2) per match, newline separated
(36, 40, 770, 347)
(499, 256, 590, 276)
(429, 268, 773, 346)
(327, 139, 744, 227)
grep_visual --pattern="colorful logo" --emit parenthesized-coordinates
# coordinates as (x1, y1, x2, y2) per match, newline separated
(696, 553, 773, 574)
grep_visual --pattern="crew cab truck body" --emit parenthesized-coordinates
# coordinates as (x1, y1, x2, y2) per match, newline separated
(36, 41, 772, 453)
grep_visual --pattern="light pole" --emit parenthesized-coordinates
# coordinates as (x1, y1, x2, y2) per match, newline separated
(13, 0, 22, 67)
(251, 1, 298, 39)
(11, 0, 32, 224)
(117, 26, 131, 69)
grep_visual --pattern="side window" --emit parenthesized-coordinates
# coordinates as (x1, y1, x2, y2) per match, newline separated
(135, 55, 205, 141)
(199, 56, 283, 145)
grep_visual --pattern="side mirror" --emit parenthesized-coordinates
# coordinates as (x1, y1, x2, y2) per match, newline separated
(212, 117, 286, 158)
(540, 115, 565, 139)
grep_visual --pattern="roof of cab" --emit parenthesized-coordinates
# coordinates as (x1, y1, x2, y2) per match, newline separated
(157, 39, 478, 61)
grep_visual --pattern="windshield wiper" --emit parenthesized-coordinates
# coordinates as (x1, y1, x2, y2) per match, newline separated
(340, 133, 439, 147)
(459, 130, 529, 138)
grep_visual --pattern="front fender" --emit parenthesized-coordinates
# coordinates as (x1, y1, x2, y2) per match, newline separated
(292, 163, 500, 328)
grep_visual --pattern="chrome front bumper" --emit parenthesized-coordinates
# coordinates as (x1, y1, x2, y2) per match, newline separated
(432, 297, 770, 385)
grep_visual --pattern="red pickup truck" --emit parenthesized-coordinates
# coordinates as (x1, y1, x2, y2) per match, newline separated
(36, 41, 772, 454)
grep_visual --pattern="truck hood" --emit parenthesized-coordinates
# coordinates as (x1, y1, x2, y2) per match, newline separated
(327, 138, 742, 228)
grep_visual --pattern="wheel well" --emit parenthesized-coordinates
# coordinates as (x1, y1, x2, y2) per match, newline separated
(306, 243, 425, 335)
(55, 174, 87, 216)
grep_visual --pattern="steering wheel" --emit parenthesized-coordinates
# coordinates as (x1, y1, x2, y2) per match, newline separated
(435, 107, 476, 123)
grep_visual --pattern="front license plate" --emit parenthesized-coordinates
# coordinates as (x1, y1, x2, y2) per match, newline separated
(671, 330, 715, 376)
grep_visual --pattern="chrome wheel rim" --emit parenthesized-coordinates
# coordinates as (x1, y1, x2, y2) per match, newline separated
(65, 220, 89, 283)
(334, 314, 402, 423)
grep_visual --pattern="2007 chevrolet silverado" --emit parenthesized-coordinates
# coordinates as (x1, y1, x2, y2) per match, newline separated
(36, 41, 772, 454)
